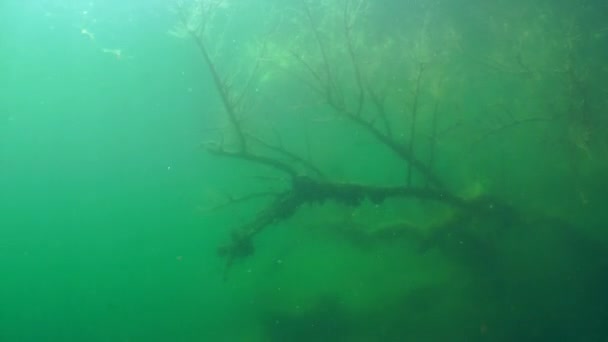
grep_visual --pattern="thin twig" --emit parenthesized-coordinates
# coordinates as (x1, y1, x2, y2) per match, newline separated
(206, 145, 299, 178)
(407, 63, 426, 186)
(246, 133, 325, 179)
(199, 191, 280, 213)
(343, 0, 366, 117)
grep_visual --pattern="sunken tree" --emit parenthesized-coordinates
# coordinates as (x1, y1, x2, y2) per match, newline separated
(171, 0, 608, 279)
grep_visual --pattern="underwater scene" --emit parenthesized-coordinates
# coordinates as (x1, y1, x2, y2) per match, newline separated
(1, 0, 607, 341)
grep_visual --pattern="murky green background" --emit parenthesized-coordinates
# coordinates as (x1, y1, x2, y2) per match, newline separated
(1, 0, 607, 341)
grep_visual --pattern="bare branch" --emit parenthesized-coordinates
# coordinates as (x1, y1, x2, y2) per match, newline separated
(206, 144, 299, 178)
(199, 191, 280, 213)
(300, 0, 344, 107)
(218, 175, 513, 278)
(343, 0, 366, 116)
(246, 133, 326, 179)
(472, 116, 553, 147)
(406, 63, 426, 186)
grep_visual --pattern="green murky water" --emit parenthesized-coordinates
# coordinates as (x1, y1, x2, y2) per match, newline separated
(1, 0, 607, 341)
